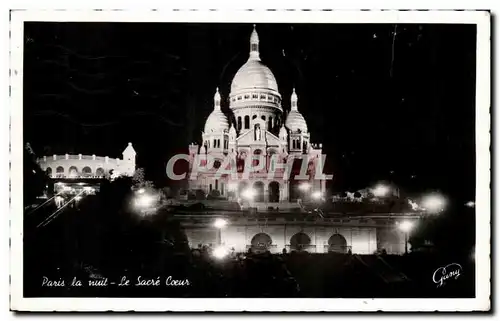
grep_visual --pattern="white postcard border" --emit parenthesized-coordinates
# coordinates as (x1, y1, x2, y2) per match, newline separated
(9, 9, 491, 312)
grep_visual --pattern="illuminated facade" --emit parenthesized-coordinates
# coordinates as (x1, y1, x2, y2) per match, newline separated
(37, 142, 137, 179)
(188, 26, 327, 204)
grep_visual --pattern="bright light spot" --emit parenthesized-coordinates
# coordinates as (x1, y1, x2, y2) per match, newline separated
(213, 246, 228, 260)
(55, 182, 64, 186)
(213, 218, 228, 229)
(311, 191, 323, 200)
(299, 182, 311, 192)
(466, 201, 475, 208)
(373, 184, 390, 197)
(78, 182, 85, 186)
(422, 193, 447, 213)
(137, 188, 145, 194)
(227, 182, 238, 192)
(408, 199, 419, 211)
(83, 186, 92, 191)
(74, 196, 82, 201)
(135, 194, 155, 208)
(398, 220, 414, 233)
(241, 188, 256, 200)
(63, 186, 72, 191)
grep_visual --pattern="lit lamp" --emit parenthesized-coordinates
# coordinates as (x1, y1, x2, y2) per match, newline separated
(398, 220, 414, 255)
(213, 246, 228, 260)
(372, 183, 390, 198)
(214, 218, 228, 246)
(135, 194, 154, 208)
(241, 188, 256, 200)
(299, 182, 311, 192)
(311, 191, 323, 201)
(421, 193, 447, 213)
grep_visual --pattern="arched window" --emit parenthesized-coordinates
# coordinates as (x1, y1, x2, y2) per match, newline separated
(68, 166, 78, 177)
(261, 115, 266, 121)
(237, 117, 242, 130)
(56, 166, 64, 177)
(252, 115, 257, 120)
(96, 168, 105, 177)
(253, 149, 262, 168)
(244, 115, 250, 129)
(268, 117, 273, 130)
(82, 166, 92, 177)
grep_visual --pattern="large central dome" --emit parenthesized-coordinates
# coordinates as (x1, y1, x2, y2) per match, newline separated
(231, 59, 279, 94)
(230, 25, 280, 97)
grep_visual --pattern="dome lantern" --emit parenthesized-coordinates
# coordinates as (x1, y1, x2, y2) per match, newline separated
(285, 89, 308, 133)
(214, 87, 221, 110)
(249, 24, 260, 60)
(291, 88, 298, 111)
(204, 87, 229, 133)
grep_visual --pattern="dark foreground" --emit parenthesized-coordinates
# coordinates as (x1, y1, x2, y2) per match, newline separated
(23, 194, 475, 298)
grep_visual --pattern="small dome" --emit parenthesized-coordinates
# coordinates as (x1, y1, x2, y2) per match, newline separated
(204, 110, 229, 133)
(231, 59, 279, 94)
(285, 111, 308, 133)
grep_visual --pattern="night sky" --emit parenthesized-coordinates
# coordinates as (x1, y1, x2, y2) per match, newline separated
(23, 22, 476, 203)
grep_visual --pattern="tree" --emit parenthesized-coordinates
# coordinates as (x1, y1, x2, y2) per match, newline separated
(132, 168, 145, 185)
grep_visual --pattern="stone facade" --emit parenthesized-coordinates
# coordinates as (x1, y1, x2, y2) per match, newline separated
(37, 142, 137, 179)
(188, 25, 328, 202)
(181, 216, 408, 255)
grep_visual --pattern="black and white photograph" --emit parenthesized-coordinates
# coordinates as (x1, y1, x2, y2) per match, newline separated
(9, 9, 490, 312)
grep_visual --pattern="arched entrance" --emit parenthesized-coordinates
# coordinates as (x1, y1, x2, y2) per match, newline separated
(68, 166, 78, 177)
(45, 167, 52, 177)
(268, 181, 280, 202)
(253, 181, 265, 202)
(251, 233, 272, 253)
(290, 232, 311, 252)
(82, 166, 92, 177)
(328, 234, 348, 253)
(56, 166, 65, 177)
(96, 168, 105, 177)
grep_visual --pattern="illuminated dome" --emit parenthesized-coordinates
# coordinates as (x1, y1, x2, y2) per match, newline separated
(285, 111, 308, 133)
(231, 60, 279, 94)
(204, 88, 229, 133)
(230, 25, 280, 98)
(204, 110, 229, 133)
(285, 89, 308, 133)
